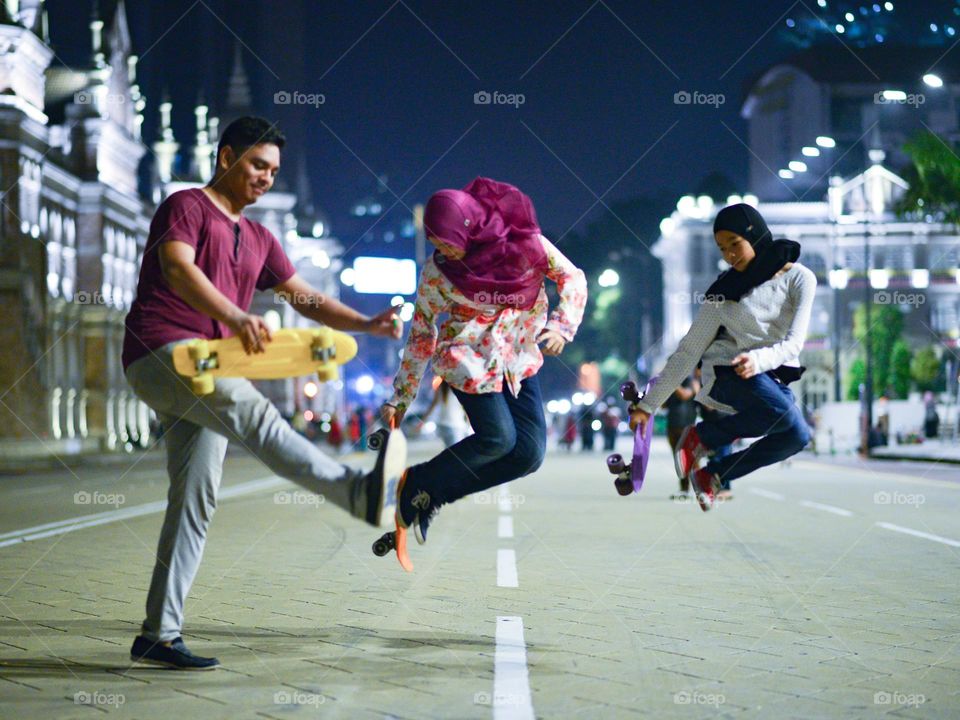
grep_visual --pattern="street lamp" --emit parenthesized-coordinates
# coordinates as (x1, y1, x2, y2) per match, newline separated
(598, 269, 620, 287)
(828, 268, 849, 402)
(862, 228, 874, 456)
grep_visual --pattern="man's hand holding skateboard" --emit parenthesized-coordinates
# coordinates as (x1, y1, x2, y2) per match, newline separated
(226, 311, 273, 354)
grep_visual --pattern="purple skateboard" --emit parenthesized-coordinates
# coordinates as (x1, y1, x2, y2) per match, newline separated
(606, 378, 656, 496)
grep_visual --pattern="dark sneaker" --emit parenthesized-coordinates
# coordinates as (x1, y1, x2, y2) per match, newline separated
(690, 468, 721, 512)
(674, 425, 708, 480)
(415, 500, 442, 546)
(130, 635, 219, 670)
(397, 471, 431, 530)
(354, 429, 406, 527)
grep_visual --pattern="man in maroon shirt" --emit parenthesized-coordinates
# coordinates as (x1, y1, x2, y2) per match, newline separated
(124, 117, 406, 670)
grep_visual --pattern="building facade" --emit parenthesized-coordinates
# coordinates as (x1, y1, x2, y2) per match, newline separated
(0, 1, 152, 459)
(742, 45, 960, 202)
(0, 2, 344, 461)
(654, 159, 960, 412)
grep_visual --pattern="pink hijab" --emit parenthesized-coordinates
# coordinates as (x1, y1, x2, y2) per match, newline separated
(423, 177, 548, 310)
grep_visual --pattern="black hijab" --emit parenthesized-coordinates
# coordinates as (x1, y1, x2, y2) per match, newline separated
(706, 204, 800, 302)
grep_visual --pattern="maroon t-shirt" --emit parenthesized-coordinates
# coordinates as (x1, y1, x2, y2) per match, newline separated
(122, 188, 296, 370)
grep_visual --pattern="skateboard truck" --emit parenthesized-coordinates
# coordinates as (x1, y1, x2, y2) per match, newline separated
(310, 327, 339, 382)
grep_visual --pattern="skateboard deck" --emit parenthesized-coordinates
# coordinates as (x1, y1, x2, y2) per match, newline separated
(371, 419, 414, 571)
(606, 377, 657, 496)
(172, 327, 357, 395)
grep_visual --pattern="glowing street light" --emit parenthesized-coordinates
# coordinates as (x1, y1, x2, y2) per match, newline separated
(923, 73, 944, 88)
(598, 269, 620, 287)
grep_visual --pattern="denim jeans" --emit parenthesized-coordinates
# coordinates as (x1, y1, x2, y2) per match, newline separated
(697, 368, 810, 483)
(410, 375, 547, 504)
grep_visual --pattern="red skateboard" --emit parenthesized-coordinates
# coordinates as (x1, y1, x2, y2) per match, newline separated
(606, 378, 656, 496)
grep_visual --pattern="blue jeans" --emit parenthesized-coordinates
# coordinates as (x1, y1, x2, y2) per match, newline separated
(410, 376, 547, 504)
(697, 368, 810, 483)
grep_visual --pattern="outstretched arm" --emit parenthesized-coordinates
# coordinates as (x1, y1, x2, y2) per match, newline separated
(273, 273, 402, 338)
(385, 260, 449, 415)
(636, 303, 722, 415)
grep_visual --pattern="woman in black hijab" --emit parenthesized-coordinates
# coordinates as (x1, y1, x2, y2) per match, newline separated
(629, 204, 817, 511)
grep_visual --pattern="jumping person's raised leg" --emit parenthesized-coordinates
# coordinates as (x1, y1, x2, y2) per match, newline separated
(396, 389, 517, 533)
(703, 382, 810, 483)
(682, 371, 810, 509)
(445, 375, 546, 501)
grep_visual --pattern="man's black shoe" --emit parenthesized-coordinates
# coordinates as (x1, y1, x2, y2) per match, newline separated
(130, 635, 220, 670)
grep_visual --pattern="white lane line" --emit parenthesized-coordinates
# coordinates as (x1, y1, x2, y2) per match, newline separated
(0, 477, 286, 549)
(876, 522, 960, 548)
(498, 516, 514, 539)
(749, 488, 786, 501)
(799, 500, 854, 517)
(493, 616, 534, 720)
(497, 549, 518, 588)
(497, 495, 513, 513)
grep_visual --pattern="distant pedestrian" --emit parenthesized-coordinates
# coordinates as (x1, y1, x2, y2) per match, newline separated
(560, 414, 577, 451)
(579, 407, 596, 452)
(664, 375, 699, 498)
(601, 403, 621, 451)
(924, 392, 940, 439)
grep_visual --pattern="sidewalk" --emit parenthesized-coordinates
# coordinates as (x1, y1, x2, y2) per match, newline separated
(869, 439, 960, 464)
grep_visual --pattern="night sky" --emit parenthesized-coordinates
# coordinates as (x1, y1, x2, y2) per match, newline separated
(44, 1, 810, 242)
(45, 1, 957, 251)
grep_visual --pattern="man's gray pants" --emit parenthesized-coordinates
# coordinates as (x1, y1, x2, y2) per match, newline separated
(126, 341, 356, 642)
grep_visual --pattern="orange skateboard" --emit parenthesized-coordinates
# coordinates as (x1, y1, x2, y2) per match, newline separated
(172, 327, 357, 395)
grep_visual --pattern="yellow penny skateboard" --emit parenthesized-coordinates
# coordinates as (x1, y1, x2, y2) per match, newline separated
(172, 327, 357, 395)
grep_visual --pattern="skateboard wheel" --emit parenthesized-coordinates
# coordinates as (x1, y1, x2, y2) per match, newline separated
(606, 453, 626, 474)
(614, 478, 633, 496)
(191, 374, 215, 395)
(188, 339, 210, 361)
(316, 365, 338, 383)
(372, 532, 395, 556)
(620, 381, 639, 403)
(367, 429, 387, 451)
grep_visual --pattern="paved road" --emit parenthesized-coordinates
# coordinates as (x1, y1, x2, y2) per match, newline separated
(0, 438, 957, 719)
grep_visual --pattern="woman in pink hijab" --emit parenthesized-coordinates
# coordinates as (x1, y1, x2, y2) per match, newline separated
(379, 178, 587, 571)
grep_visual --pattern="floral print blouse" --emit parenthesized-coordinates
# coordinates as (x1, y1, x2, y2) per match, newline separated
(389, 235, 587, 411)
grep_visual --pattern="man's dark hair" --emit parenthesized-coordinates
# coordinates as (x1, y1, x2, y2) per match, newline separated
(217, 116, 286, 158)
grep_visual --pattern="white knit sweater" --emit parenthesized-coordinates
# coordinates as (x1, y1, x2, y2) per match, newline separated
(639, 263, 817, 414)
